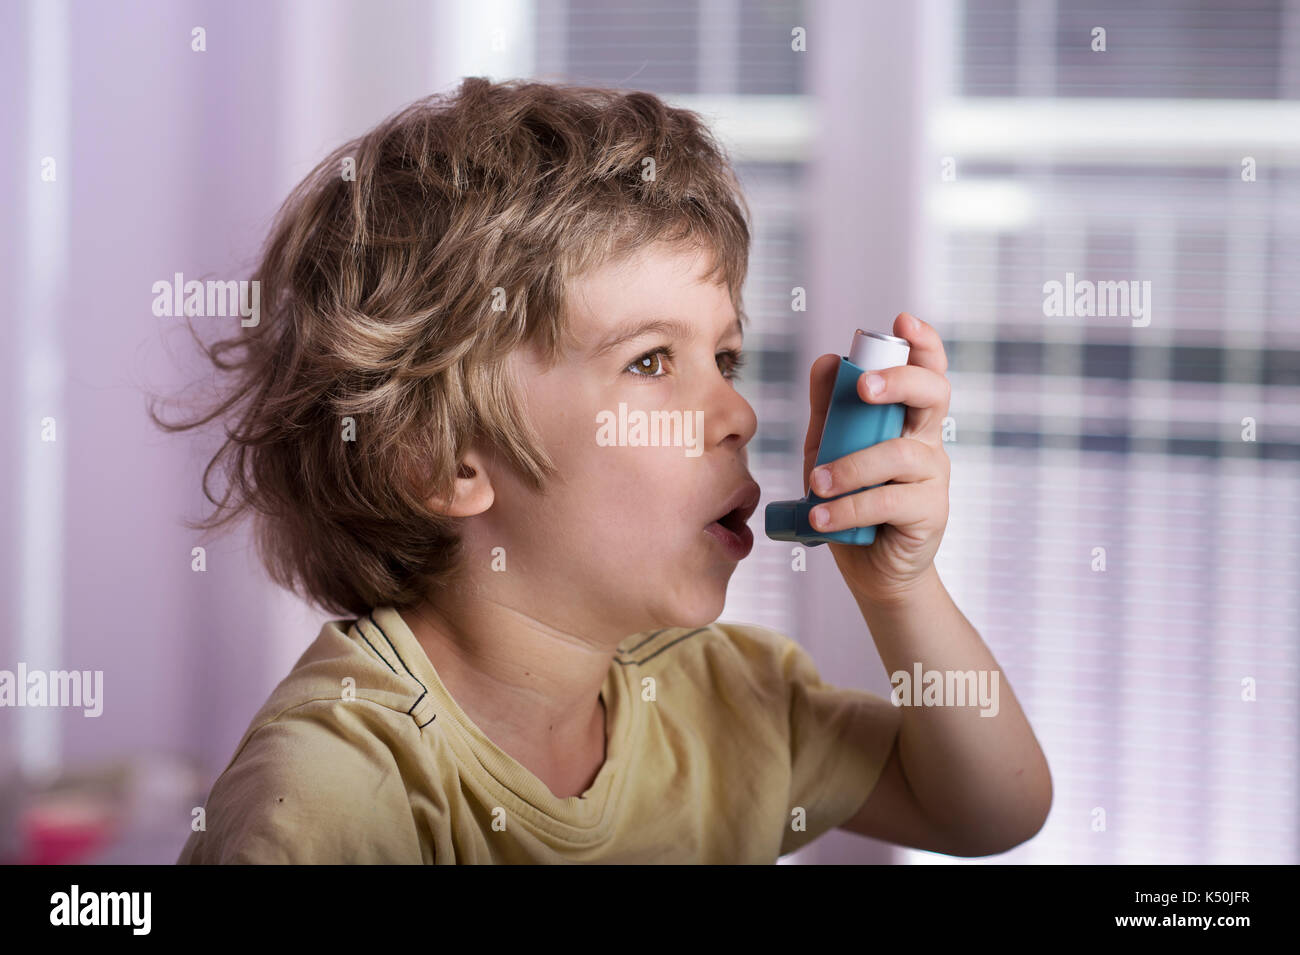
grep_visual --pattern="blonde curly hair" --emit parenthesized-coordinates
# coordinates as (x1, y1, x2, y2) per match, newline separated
(150, 76, 752, 616)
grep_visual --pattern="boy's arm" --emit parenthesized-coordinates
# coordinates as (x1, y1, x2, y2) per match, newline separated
(836, 564, 1053, 856)
(796, 313, 1050, 855)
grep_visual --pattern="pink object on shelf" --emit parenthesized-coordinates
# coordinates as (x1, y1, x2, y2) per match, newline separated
(16, 799, 120, 865)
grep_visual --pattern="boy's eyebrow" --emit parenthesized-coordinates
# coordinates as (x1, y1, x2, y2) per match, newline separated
(590, 316, 743, 359)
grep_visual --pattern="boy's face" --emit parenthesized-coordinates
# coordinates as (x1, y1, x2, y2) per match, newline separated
(484, 240, 759, 636)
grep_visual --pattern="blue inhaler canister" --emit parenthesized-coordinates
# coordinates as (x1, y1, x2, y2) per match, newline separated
(765, 329, 911, 547)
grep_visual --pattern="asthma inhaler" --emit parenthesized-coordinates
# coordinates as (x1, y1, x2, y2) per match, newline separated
(765, 329, 911, 547)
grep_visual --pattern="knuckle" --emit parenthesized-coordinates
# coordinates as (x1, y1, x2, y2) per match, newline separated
(833, 450, 859, 488)
(874, 481, 899, 517)
(868, 443, 890, 478)
(899, 438, 922, 472)
(852, 490, 875, 524)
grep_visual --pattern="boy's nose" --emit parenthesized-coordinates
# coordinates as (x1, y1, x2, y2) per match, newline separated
(703, 380, 757, 451)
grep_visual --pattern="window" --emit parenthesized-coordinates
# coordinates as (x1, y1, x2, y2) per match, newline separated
(909, 0, 1300, 864)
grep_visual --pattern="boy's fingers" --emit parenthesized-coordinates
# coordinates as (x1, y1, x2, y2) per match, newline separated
(809, 437, 946, 497)
(802, 314, 950, 486)
(808, 480, 933, 534)
(891, 312, 948, 376)
(854, 364, 951, 445)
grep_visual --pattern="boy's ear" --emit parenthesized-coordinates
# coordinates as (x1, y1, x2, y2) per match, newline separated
(429, 447, 495, 518)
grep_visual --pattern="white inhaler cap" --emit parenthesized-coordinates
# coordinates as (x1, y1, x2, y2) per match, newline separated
(849, 328, 911, 371)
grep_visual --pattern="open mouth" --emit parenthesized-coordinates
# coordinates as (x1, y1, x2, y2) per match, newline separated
(704, 481, 761, 560)
(711, 507, 749, 537)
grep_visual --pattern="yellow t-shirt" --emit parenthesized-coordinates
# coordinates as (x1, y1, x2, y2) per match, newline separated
(177, 606, 900, 864)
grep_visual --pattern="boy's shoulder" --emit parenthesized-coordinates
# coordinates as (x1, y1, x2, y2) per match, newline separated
(177, 614, 433, 864)
(206, 614, 800, 787)
(221, 612, 435, 758)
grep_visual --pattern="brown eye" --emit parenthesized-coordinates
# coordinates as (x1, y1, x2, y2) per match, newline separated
(627, 346, 671, 377)
(718, 349, 747, 381)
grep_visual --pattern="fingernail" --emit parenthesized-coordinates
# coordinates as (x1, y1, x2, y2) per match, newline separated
(811, 467, 831, 494)
(911, 315, 921, 332)
(866, 373, 885, 397)
(810, 505, 829, 529)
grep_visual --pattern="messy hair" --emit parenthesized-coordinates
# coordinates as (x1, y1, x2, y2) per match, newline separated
(150, 76, 753, 617)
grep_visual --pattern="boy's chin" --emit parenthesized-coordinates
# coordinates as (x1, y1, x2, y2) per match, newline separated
(661, 588, 728, 630)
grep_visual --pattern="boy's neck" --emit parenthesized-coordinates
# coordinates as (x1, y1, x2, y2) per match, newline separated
(403, 596, 613, 801)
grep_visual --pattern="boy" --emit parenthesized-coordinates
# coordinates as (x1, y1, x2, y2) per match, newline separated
(166, 77, 1051, 864)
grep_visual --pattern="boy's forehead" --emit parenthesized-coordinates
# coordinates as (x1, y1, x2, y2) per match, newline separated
(572, 265, 743, 348)
(572, 241, 720, 308)
(565, 247, 740, 353)
(568, 306, 743, 360)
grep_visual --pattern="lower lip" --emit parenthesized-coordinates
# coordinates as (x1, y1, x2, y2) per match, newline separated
(704, 519, 754, 560)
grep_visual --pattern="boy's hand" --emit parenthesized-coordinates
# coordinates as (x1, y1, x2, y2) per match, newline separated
(800, 312, 951, 606)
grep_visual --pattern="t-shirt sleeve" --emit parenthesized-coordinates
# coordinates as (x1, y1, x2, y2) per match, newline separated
(773, 631, 903, 856)
(176, 701, 427, 864)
